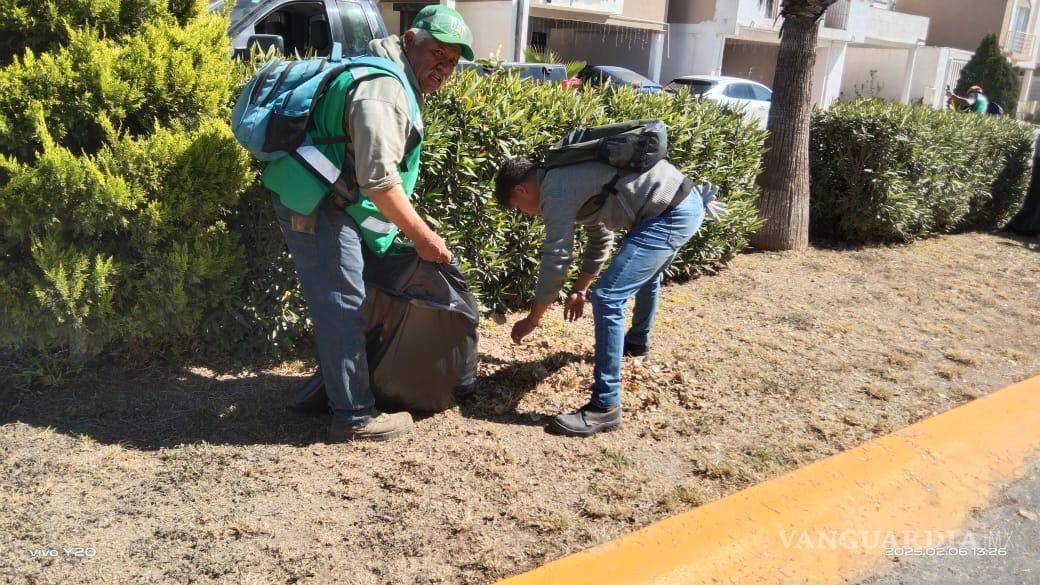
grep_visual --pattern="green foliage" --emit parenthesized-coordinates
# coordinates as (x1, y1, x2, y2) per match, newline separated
(0, 6, 765, 383)
(0, 6, 253, 384)
(412, 74, 765, 312)
(0, 13, 235, 162)
(0, 0, 206, 64)
(956, 33, 1021, 115)
(522, 47, 586, 78)
(810, 99, 1033, 243)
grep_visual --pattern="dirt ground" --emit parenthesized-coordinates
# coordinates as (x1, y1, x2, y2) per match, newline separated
(2, 232, 1038, 585)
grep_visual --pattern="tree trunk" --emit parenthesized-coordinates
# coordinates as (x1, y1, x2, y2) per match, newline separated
(752, 15, 822, 251)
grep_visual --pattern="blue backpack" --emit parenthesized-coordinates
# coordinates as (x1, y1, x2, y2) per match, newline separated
(231, 43, 411, 164)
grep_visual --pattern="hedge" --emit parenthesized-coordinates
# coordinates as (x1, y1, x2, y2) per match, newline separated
(810, 99, 1034, 243)
(0, 3, 766, 384)
(0, 5, 253, 384)
(226, 77, 768, 357)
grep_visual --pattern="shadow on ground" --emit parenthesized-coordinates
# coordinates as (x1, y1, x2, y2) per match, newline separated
(997, 231, 1040, 253)
(0, 350, 593, 449)
(0, 364, 325, 450)
(457, 351, 591, 427)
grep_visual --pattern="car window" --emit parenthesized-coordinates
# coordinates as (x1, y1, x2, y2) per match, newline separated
(723, 83, 755, 100)
(577, 68, 600, 84)
(667, 79, 715, 95)
(751, 84, 772, 101)
(602, 67, 655, 87)
(252, 3, 330, 56)
(338, 1, 375, 57)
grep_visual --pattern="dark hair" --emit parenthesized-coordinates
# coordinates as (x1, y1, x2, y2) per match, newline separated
(494, 156, 537, 208)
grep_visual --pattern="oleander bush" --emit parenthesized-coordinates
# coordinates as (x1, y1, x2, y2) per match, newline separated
(810, 99, 1033, 243)
(415, 74, 766, 311)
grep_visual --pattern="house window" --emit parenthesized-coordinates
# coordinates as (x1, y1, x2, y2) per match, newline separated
(1009, 3, 1032, 53)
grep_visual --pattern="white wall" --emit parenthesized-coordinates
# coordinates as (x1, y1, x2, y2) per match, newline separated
(840, 47, 910, 102)
(454, 1, 517, 60)
(660, 22, 727, 82)
(909, 46, 972, 108)
(812, 41, 848, 107)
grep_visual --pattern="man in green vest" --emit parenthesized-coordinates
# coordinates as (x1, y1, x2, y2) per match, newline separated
(265, 6, 474, 442)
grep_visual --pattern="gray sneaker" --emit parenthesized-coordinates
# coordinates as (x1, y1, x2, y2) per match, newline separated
(547, 403, 622, 437)
(328, 411, 414, 442)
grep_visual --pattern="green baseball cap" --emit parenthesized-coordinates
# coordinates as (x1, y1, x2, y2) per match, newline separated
(411, 5, 474, 61)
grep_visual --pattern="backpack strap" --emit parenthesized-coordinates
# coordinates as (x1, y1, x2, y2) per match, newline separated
(576, 170, 623, 218)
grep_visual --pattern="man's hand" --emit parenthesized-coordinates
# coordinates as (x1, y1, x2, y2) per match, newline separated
(563, 292, 586, 322)
(414, 231, 452, 264)
(511, 316, 539, 344)
(366, 184, 451, 263)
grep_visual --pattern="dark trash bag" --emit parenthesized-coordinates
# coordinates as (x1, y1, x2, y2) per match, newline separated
(291, 242, 479, 413)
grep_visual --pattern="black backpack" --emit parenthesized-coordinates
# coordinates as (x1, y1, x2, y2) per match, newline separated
(542, 119, 669, 214)
(986, 101, 1004, 115)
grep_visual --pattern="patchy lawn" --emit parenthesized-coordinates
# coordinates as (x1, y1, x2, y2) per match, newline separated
(2, 232, 1038, 584)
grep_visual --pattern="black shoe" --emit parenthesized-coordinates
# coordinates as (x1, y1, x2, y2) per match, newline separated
(547, 403, 622, 437)
(623, 341, 649, 357)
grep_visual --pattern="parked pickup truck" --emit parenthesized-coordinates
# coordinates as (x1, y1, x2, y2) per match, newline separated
(208, 0, 387, 58)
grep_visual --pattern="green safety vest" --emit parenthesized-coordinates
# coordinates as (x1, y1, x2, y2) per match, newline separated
(261, 64, 424, 256)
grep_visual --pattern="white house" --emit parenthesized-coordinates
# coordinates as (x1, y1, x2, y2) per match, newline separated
(661, 0, 930, 107)
(378, 0, 670, 80)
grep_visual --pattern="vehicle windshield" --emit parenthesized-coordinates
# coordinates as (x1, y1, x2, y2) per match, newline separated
(209, 0, 268, 25)
(601, 68, 659, 87)
(666, 79, 716, 95)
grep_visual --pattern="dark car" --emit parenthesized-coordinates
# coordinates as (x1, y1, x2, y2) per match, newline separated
(576, 65, 662, 93)
(208, 0, 387, 58)
(456, 61, 569, 84)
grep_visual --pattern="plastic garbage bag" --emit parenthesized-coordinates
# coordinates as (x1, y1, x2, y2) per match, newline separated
(290, 242, 479, 413)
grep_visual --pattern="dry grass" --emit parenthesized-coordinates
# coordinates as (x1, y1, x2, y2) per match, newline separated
(2, 232, 1038, 584)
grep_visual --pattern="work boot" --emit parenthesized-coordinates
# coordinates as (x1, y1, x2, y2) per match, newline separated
(547, 403, 622, 437)
(328, 411, 414, 442)
(623, 341, 649, 357)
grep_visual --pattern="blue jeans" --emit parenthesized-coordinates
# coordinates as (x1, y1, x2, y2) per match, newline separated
(589, 192, 705, 409)
(271, 193, 375, 426)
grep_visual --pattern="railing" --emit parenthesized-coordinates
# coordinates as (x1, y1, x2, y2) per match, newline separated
(531, 0, 622, 14)
(1006, 29, 1037, 57)
(823, 0, 851, 30)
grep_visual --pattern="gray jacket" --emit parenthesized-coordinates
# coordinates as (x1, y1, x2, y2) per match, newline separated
(533, 159, 686, 305)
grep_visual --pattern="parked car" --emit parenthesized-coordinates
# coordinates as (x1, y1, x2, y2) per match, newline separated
(209, 0, 388, 58)
(666, 75, 772, 129)
(576, 65, 663, 93)
(456, 61, 570, 84)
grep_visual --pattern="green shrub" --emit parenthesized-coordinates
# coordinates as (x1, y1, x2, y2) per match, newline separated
(956, 34, 1021, 116)
(0, 8, 252, 385)
(0, 10, 766, 382)
(412, 74, 765, 312)
(0, 0, 205, 65)
(810, 99, 1033, 243)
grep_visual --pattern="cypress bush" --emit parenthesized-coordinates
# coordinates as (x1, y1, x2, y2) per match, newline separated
(810, 99, 1033, 243)
(956, 34, 1021, 116)
(0, 3, 253, 384)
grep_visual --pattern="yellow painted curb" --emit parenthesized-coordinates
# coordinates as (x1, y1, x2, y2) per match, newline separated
(499, 374, 1040, 585)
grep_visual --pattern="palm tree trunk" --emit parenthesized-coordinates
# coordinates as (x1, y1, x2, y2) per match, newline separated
(752, 13, 823, 251)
